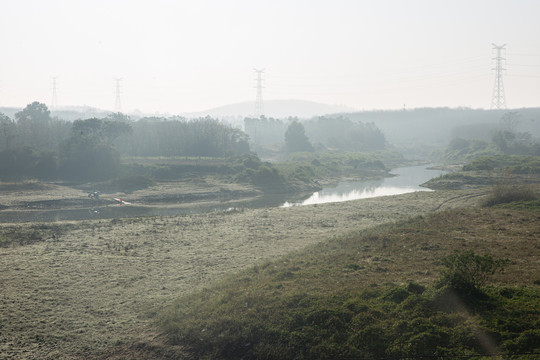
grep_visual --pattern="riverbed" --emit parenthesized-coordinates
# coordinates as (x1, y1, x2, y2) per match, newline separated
(0, 165, 446, 223)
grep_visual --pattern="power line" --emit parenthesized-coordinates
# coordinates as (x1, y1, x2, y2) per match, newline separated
(491, 43, 507, 109)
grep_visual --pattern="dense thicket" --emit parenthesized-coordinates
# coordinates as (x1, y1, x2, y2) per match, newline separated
(117, 116, 249, 157)
(304, 116, 386, 151)
(244, 116, 386, 152)
(244, 117, 288, 146)
(0, 103, 250, 181)
(437, 111, 540, 163)
(342, 107, 540, 147)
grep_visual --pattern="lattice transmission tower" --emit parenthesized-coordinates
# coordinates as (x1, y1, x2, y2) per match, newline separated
(114, 78, 122, 112)
(254, 69, 265, 118)
(491, 43, 507, 109)
(51, 76, 59, 109)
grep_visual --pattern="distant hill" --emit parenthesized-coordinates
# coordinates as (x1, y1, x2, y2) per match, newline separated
(183, 99, 354, 119)
(2, 100, 352, 121)
(0, 105, 113, 121)
(0, 107, 21, 119)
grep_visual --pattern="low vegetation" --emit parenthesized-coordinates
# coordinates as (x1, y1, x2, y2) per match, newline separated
(424, 155, 540, 190)
(438, 110, 539, 164)
(464, 155, 540, 174)
(4, 188, 493, 359)
(159, 205, 540, 359)
(482, 183, 538, 207)
(275, 151, 402, 185)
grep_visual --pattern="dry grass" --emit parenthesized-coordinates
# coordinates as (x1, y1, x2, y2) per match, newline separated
(157, 206, 540, 359)
(0, 188, 489, 359)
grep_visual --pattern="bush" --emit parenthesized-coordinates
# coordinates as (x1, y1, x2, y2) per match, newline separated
(438, 250, 509, 294)
(463, 155, 540, 173)
(0, 147, 58, 180)
(482, 184, 538, 207)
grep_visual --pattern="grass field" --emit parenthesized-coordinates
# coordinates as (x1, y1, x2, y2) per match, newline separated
(159, 206, 540, 359)
(0, 186, 494, 359)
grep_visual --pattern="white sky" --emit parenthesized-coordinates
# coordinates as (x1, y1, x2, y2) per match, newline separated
(1, 0, 539, 114)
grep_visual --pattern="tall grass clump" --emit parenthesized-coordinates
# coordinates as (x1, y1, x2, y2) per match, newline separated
(482, 183, 538, 207)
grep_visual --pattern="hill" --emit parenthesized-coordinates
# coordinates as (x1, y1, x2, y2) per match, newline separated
(182, 99, 353, 119)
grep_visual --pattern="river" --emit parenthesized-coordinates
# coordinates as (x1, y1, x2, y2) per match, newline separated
(0, 164, 445, 223)
(282, 164, 446, 207)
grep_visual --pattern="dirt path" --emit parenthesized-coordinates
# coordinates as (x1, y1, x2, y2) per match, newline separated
(0, 189, 485, 359)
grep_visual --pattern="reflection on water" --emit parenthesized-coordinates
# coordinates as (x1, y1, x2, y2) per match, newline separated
(282, 164, 446, 207)
(0, 164, 446, 223)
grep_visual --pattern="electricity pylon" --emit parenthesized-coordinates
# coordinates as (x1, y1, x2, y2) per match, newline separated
(51, 76, 58, 109)
(491, 44, 507, 109)
(254, 69, 265, 118)
(114, 78, 122, 112)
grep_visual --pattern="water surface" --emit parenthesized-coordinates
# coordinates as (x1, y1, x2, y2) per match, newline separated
(0, 164, 445, 222)
(282, 164, 446, 207)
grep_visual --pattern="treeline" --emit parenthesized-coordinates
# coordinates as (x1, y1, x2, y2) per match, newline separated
(342, 107, 540, 147)
(0, 102, 250, 181)
(439, 112, 540, 163)
(117, 117, 249, 157)
(244, 116, 386, 152)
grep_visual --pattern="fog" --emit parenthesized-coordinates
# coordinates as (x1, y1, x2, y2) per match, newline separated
(1, 1, 540, 113)
(1, 2, 540, 359)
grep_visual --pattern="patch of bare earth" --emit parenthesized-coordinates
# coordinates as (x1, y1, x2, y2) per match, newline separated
(0, 188, 491, 359)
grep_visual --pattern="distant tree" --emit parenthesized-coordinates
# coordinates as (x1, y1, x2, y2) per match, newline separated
(303, 116, 386, 151)
(500, 111, 521, 133)
(0, 113, 16, 150)
(119, 117, 250, 157)
(15, 101, 51, 123)
(285, 121, 314, 153)
(15, 102, 55, 149)
(106, 112, 131, 123)
(58, 118, 132, 181)
(71, 118, 132, 145)
(244, 116, 287, 146)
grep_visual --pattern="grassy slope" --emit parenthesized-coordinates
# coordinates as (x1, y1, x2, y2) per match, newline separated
(159, 205, 540, 359)
(0, 188, 486, 359)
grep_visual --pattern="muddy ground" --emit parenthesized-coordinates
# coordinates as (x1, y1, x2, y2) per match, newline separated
(0, 180, 493, 359)
(0, 178, 275, 223)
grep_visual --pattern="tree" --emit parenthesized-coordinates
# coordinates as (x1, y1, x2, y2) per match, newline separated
(500, 111, 521, 133)
(71, 118, 132, 145)
(15, 102, 54, 149)
(58, 118, 132, 181)
(0, 113, 16, 150)
(284, 121, 313, 153)
(15, 101, 51, 123)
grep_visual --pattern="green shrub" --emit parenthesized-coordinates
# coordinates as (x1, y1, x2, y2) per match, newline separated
(463, 155, 540, 173)
(438, 250, 509, 294)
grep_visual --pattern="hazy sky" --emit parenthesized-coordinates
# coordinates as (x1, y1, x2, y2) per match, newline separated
(1, 0, 539, 115)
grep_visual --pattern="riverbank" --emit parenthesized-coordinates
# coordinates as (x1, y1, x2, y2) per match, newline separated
(0, 163, 434, 223)
(0, 188, 489, 359)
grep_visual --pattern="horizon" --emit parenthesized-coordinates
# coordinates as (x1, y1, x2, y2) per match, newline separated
(1, 0, 539, 114)
(3, 99, 539, 120)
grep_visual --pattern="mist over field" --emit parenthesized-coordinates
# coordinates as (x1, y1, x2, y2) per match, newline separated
(1, 0, 540, 359)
